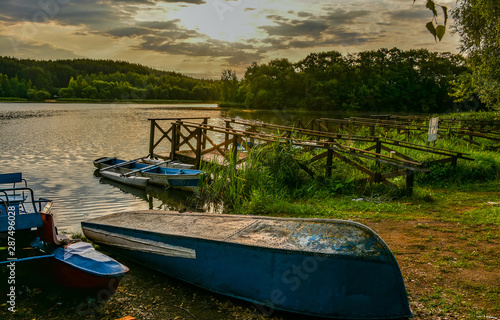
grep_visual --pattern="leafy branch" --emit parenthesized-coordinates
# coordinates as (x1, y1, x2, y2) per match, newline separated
(414, 0, 448, 41)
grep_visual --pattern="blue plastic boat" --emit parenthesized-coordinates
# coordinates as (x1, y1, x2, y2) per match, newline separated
(0, 173, 128, 292)
(94, 157, 202, 191)
(82, 210, 412, 319)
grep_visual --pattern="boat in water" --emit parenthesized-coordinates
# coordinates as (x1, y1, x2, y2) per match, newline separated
(0, 173, 128, 293)
(82, 210, 412, 319)
(93, 157, 202, 191)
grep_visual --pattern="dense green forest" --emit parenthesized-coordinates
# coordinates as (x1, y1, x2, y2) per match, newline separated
(0, 48, 479, 112)
(232, 48, 471, 113)
(0, 57, 219, 101)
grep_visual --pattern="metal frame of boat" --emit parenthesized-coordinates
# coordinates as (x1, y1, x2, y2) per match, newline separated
(94, 157, 201, 191)
(0, 172, 128, 292)
(82, 210, 412, 319)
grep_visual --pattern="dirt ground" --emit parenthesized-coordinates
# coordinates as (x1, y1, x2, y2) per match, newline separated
(1, 219, 499, 320)
(366, 219, 499, 320)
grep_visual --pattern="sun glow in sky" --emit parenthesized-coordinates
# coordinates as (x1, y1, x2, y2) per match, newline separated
(0, 0, 460, 79)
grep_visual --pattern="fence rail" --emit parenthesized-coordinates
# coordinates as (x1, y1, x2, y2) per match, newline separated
(146, 117, 482, 194)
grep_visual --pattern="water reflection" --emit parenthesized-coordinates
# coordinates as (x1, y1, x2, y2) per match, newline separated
(95, 170, 203, 213)
(0, 103, 220, 233)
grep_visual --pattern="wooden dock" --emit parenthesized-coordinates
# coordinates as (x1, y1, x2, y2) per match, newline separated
(146, 116, 482, 194)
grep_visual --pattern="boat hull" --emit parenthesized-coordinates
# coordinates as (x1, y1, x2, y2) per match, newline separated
(94, 157, 201, 191)
(82, 211, 412, 319)
(37, 257, 123, 293)
(40, 241, 129, 292)
(99, 170, 150, 188)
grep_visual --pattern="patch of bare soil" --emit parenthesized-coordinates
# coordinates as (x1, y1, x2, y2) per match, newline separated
(365, 219, 500, 320)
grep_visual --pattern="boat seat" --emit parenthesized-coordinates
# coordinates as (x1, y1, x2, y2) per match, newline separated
(0, 173, 23, 185)
(39, 212, 72, 245)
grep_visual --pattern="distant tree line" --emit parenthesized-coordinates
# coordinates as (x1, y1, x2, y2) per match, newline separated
(221, 48, 472, 113)
(0, 48, 477, 112)
(0, 57, 218, 101)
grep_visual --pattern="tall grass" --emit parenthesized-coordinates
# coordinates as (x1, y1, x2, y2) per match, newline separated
(196, 142, 355, 215)
(196, 111, 499, 216)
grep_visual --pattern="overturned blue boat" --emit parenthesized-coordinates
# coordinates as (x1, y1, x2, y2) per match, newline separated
(82, 210, 412, 319)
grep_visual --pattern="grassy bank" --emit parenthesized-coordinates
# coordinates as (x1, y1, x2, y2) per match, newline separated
(196, 111, 500, 220)
(192, 110, 500, 318)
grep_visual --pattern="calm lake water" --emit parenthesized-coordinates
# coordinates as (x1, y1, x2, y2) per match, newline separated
(0, 102, 339, 233)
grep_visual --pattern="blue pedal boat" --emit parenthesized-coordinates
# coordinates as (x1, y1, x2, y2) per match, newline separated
(94, 157, 202, 191)
(0, 173, 128, 292)
(82, 210, 412, 319)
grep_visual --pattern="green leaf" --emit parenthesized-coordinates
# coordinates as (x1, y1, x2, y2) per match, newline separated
(426, 0, 438, 17)
(441, 5, 448, 25)
(426, 21, 437, 42)
(436, 25, 446, 41)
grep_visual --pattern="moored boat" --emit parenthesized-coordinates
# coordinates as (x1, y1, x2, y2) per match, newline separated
(141, 157, 195, 169)
(94, 157, 202, 191)
(0, 173, 128, 293)
(82, 210, 412, 319)
(99, 170, 150, 188)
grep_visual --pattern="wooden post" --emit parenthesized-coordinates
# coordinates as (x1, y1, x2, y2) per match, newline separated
(375, 138, 382, 174)
(149, 119, 156, 158)
(225, 121, 231, 150)
(326, 147, 333, 178)
(375, 139, 382, 154)
(232, 134, 238, 165)
(176, 122, 181, 150)
(195, 127, 202, 169)
(406, 169, 414, 195)
(202, 118, 208, 150)
(171, 122, 177, 160)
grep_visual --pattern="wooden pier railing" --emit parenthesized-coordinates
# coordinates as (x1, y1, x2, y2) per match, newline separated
(146, 117, 482, 194)
(296, 116, 499, 150)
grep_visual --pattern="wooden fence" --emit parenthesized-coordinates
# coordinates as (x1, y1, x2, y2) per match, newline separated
(146, 117, 477, 194)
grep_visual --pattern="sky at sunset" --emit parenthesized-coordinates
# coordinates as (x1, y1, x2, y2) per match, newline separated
(0, 0, 460, 79)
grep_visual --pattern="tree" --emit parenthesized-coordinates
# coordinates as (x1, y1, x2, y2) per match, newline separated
(415, 1, 500, 110)
(220, 69, 239, 102)
(0, 74, 14, 97)
(451, 0, 500, 109)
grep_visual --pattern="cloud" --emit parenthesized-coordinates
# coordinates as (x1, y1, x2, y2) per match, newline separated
(261, 19, 328, 37)
(113, 0, 205, 4)
(0, 0, 131, 30)
(385, 8, 432, 22)
(257, 7, 373, 51)
(104, 20, 190, 38)
(0, 0, 461, 79)
(0, 0, 203, 30)
(0, 34, 82, 59)
(136, 34, 254, 57)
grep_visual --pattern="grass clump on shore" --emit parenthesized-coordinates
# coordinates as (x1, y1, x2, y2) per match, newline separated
(196, 111, 500, 222)
(197, 141, 356, 216)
